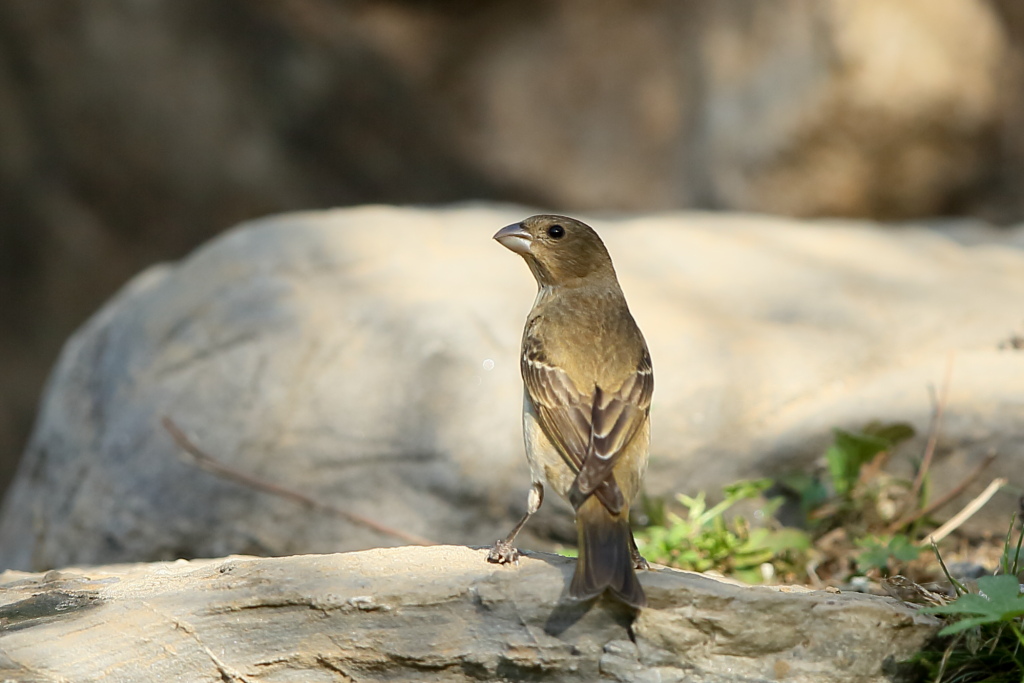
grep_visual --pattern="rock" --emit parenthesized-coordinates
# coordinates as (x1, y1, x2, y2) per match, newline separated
(944, 561, 990, 581)
(0, 545, 939, 682)
(3, 0, 1024, 492)
(1, 204, 1023, 571)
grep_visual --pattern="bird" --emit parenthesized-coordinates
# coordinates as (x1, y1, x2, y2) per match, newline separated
(488, 214, 652, 608)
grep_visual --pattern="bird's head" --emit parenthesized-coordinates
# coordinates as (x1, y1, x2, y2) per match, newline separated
(493, 215, 616, 288)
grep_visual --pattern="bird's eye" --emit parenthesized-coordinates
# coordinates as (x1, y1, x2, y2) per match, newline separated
(547, 225, 565, 239)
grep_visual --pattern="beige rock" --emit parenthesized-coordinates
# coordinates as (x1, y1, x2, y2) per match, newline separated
(0, 204, 1022, 571)
(0, 546, 938, 682)
(464, 0, 1009, 218)
(4, 0, 1024, 498)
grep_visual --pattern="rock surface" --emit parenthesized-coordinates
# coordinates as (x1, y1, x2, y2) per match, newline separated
(0, 545, 938, 682)
(1, 204, 1023, 571)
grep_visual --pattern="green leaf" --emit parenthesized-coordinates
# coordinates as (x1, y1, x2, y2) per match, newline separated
(779, 472, 829, 517)
(676, 492, 707, 524)
(936, 615, 1008, 636)
(999, 514, 1024, 577)
(762, 528, 813, 553)
(976, 574, 1024, 606)
(826, 428, 890, 497)
(734, 567, 767, 585)
(921, 574, 1024, 631)
(857, 542, 892, 572)
(722, 478, 773, 501)
(862, 421, 916, 445)
(855, 535, 920, 571)
(887, 535, 921, 563)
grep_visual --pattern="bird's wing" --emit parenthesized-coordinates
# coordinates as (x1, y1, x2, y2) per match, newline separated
(521, 334, 591, 473)
(573, 351, 653, 503)
(522, 334, 653, 514)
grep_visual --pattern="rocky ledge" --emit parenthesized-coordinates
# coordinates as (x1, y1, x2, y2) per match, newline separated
(0, 545, 937, 682)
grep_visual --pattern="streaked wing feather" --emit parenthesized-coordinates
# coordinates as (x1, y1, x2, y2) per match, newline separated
(574, 353, 653, 499)
(524, 332, 652, 514)
(522, 344, 589, 472)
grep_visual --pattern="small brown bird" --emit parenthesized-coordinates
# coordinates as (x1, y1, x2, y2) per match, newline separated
(489, 214, 652, 608)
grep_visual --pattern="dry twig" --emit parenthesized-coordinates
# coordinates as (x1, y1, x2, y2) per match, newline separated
(920, 478, 1008, 546)
(908, 352, 955, 504)
(887, 452, 998, 533)
(162, 416, 434, 547)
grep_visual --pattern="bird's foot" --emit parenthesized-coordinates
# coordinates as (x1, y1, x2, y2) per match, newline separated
(632, 551, 650, 571)
(487, 539, 521, 565)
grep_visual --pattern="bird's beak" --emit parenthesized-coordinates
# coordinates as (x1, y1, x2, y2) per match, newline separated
(493, 223, 533, 255)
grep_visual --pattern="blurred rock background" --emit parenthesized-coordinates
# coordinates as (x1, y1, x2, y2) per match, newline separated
(3, 205, 1022, 571)
(3, 0, 1024, 498)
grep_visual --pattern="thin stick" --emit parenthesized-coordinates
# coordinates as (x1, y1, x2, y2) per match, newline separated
(909, 352, 955, 503)
(161, 416, 434, 547)
(887, 452, 998, 533)
(920, 478, 1007, 546)
(931, 540, 967, 597)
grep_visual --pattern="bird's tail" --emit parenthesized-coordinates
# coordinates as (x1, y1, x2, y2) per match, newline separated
(570, 496, 646, 608)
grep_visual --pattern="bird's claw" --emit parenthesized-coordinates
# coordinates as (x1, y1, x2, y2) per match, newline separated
(632, 551, 650, 571)
(487, 540, 521, 565)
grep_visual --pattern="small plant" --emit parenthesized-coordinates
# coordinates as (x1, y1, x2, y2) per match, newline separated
(634, 479, 810, 584)
(826, 424, 913, 498)
(634, 422, 917, 584)
(922, 574, 1024, 638)
(782, 421, 918, 536)
(637, 413, 1008, 589)
(856, 534, 922, 574)
(913, 517, 1024, 682)
(781, 420, 944, 580)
